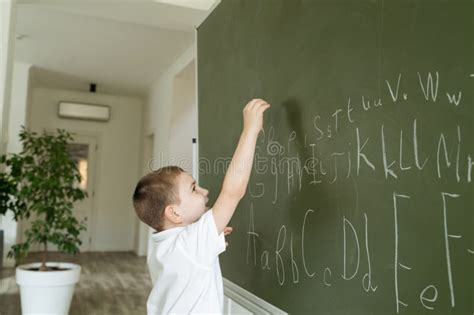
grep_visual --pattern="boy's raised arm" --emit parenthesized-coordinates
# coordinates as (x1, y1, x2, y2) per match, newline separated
(212, 99, 271, 234)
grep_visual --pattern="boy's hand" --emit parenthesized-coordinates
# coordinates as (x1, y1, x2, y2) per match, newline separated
(224, 226, 233, 247)
(243, 99, 271, 136)
(223, 226, 233, 236)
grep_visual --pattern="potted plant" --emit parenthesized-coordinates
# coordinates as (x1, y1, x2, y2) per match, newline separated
(0, 127, 87, 315)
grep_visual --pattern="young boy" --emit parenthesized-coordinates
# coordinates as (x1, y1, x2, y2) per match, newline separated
(133, 99, 271, 314)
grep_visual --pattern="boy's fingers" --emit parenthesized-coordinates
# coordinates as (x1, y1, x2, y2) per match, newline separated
(261, 103, 271, 111)
(258, 100, 269, 107)
(252, 102, 269, 113)
(250, 101, 262, 111)
(249, 98, 263, 108)
(245, 99, 270, 115)
(257, 103, 271, 114)
(258, 101, 270, 108)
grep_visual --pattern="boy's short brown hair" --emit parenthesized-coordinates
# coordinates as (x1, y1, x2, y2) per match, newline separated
(132, 166, 184, 232)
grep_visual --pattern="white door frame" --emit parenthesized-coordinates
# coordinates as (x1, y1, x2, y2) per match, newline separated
(68, 132, 99, 252)
(67, 129, 101, 252)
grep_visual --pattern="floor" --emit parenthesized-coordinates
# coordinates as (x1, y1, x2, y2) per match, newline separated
(0, 251, 152, 315)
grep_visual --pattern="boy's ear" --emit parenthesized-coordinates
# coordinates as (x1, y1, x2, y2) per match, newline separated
(164, 205, 182, 224)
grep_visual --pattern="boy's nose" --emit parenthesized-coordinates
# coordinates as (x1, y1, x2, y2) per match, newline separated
(196, 185, 209, 196)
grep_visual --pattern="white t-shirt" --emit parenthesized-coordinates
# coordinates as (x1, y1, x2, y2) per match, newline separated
(147, 209, 227, 315)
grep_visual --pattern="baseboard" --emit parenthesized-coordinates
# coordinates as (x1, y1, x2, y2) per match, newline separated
(2, 256, 15, 268)
(92, 244, 133, 251)
(223, 278, 287, 315)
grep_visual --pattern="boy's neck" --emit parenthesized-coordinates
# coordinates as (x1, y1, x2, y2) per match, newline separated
(161, 220, 187, 231)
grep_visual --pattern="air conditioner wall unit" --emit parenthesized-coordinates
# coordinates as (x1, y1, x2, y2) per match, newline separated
(58, 101, 111, 122)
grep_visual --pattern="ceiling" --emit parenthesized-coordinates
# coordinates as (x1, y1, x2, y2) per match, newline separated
(13, 0, 219, 97)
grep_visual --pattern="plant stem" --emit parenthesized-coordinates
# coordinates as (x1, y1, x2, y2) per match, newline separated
(40, 241, 48, 271)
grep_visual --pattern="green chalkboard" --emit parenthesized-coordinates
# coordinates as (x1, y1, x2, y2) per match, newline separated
(197, 0, 473, 314)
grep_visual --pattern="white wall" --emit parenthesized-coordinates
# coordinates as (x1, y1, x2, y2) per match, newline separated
(168, 60, 197, 173)
(0, 0, 16, 156)
(28, 87, 142, 251)
(7, 62, 32, 153)
(134, 133, 154, 257)
(1, 62, 32, 267)
(144, 43, 196, 171)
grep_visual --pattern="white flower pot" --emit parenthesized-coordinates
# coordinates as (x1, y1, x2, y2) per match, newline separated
(16, 262, 81, 315)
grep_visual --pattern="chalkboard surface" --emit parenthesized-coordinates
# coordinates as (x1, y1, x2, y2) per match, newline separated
(197, 1, 473, 314)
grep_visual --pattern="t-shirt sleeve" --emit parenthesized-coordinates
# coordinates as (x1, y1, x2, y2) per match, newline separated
(177, 209, 226, 267)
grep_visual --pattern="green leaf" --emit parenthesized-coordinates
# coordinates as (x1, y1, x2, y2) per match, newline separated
(0, 127, 89, 261)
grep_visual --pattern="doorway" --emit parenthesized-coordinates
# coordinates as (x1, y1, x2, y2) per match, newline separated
(66, 133, 98, 252)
